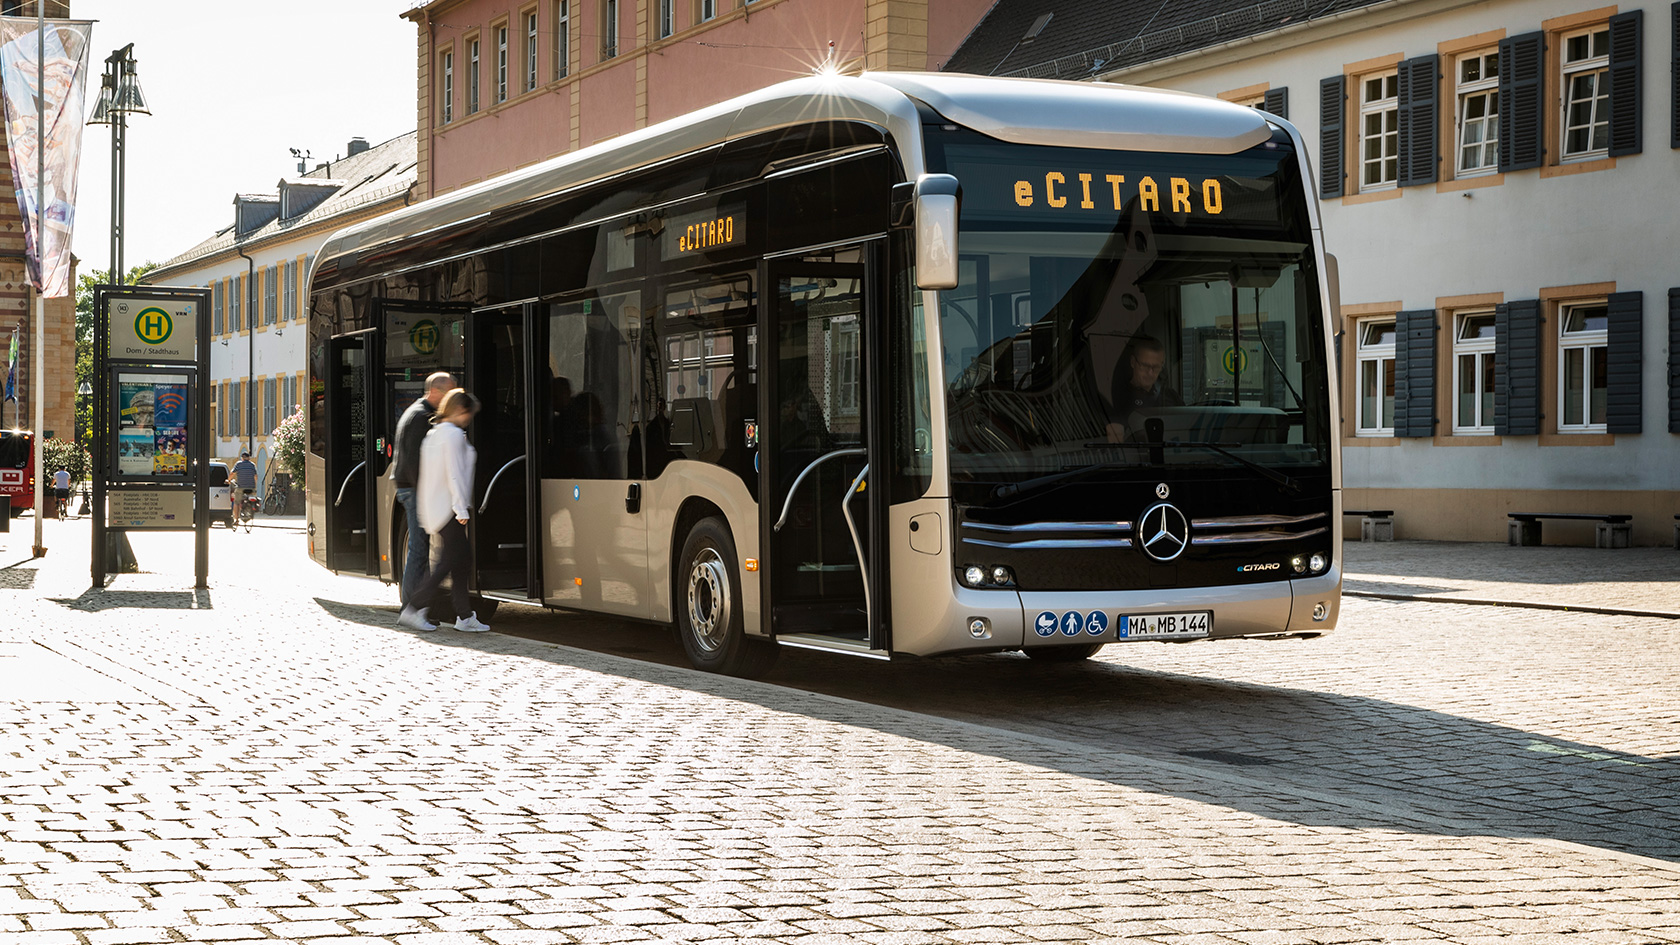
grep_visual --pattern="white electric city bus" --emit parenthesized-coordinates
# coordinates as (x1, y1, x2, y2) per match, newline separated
(306, 71, 1343, 675)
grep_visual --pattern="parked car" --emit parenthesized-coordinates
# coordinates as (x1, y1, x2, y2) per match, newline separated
(207, 462, 232, 527)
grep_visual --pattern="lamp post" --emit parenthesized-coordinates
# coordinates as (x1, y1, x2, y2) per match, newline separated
(86, 43, 149, 284)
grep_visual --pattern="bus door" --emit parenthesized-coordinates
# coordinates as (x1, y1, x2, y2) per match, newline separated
(326, 328, 381, 574)
(467, 306, 539, 598)
(379, 300, 468, 581)
(762, 242, 888, 651)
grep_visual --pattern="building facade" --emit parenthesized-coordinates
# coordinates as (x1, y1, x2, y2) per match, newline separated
(402, 0, 993, 197)
(145, 135, 418, 478)
(948, 0, 1680, 545)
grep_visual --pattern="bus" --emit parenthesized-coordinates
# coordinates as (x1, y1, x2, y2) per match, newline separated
(0, 429, 34, 516)
(306, 71, 1342, 675)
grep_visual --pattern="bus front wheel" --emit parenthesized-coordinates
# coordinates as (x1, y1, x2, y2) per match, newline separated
(676, 517, 776, 678)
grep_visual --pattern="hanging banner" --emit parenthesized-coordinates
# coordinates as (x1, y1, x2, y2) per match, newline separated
(0, 17, 93, 298)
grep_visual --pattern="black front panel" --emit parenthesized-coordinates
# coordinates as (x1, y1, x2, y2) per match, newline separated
(955, 473, 1332, 593)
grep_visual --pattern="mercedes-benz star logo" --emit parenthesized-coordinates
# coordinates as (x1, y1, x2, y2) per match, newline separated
(1138, 502, 1190, 562)
(1155, 482, 1170, 499)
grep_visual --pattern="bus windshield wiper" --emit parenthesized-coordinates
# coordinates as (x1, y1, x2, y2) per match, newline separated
(1163, 440, 1301, 495)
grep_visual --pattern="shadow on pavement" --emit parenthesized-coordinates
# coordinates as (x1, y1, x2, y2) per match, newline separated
(50, 588, 213, 611)
(314, 595, 1680, 867)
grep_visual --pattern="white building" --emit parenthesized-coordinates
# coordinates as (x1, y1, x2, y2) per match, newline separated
(146, 135, 418, 480)
(948, 0, 1680, 545)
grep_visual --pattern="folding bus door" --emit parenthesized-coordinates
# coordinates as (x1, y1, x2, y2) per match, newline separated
(326, 328, 381, 575)
(761, 242, 889, 652)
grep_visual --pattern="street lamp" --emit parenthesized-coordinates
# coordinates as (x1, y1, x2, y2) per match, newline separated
(86, 43, 149, 284)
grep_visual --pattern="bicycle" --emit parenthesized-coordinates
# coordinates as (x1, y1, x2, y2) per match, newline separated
(54, 490, 68, 521)
(262, 476, 288, 516)
(236, 490, 260, 532)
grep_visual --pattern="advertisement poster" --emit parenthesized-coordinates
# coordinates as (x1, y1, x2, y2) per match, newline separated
(117, 375, 188, 477)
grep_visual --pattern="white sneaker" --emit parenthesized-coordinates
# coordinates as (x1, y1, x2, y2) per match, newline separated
(397, 606, 437, 632)
(453, 612, 490, 633)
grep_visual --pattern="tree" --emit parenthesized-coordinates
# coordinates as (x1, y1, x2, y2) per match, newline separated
(271, 406, 306, 488)
(74, 262, 161, 445)
(42, 437, 91, 483)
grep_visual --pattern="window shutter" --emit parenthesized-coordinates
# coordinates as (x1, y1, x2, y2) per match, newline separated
(1394, 309, 1437, 437)
(1608, 10, 1642, 157)
(1669, 288, 1680, 432)
(1499, 32, 1546, 171)
(1495, 299, 1542, 435)
(1319, 76, 1345, 198)
(1262, 86, 1288, 119)
(1672, 3, 1680, 148)
(1605, 291, 1643, 433)
(1397, 55, 1440, 187)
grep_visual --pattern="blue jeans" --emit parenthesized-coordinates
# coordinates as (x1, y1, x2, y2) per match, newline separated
(396, 487, 429, 606)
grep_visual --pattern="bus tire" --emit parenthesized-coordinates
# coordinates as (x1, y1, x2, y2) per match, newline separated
(1025, 643, 1104, 662)
(676, 516, 775, 677)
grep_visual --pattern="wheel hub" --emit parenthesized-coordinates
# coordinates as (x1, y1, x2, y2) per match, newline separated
(686, 548, 730, 654)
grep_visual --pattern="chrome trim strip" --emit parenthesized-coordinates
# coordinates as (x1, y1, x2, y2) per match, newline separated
(963, 537, 1133, 550)
(1191, 513, 1329, 529)
(774, 634, 892, 660)
(1193, 526, 1330, 545)
(965, 520, 1133, 533)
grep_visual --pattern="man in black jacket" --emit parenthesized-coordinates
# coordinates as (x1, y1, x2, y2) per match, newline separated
(394, 371, 456, 608)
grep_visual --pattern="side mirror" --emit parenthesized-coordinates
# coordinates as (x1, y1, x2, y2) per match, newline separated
(913, 174, 961, 291)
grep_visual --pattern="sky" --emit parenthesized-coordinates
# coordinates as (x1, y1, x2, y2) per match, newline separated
(66, 0, 420, 277)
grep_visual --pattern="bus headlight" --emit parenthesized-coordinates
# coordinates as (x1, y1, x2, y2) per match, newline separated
(1308, 553, 1328, 574)
(960, 564, 1016, 588)
(1290, 556, 1306, 574)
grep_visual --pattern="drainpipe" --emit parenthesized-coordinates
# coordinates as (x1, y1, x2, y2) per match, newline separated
(235, 245, 255, 456)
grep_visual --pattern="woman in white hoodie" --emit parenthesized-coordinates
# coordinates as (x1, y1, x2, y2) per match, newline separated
(398, 388, 487, 633)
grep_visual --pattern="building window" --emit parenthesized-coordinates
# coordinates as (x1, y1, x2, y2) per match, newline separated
(554, 1, 569, 78)
(1359, 71, 1399, 189)
(1455, 50, 1498, 175)
(1452, 312, 1496, 434)
(1561, 26, 1610, 159)
(264, 266, 277, 325)
(441, 50, 454, 124)
(264, 378, 276, 435)
(602, 0, 618, 59)
(231, 274, 243, 331)
(700, 0, 715, 20)
(525, 11, 538, 92)
(658, 0, 673, 38)
(230, 382, 242, 439)
(1558, 302, 1608, 430)
(468, 37, 481, 113)
(496, 25, 509, 103)
(281, 260, 294, 322)
(213, 281, 223, 335)
(1356, 318, 1397, 435)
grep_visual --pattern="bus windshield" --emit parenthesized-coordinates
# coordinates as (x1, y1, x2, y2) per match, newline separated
(928, 129, 1333, 492)
(0, 432, 28, 469)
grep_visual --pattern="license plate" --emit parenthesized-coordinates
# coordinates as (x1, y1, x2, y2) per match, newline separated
(1117, 611, 1212, 640)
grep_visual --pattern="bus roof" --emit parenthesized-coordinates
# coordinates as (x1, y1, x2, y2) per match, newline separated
(312, 71, 1274, 280)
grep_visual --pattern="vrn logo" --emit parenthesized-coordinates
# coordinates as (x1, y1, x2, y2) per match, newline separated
(1237, 562, 1281, 573)
(135, 308, 172, 345)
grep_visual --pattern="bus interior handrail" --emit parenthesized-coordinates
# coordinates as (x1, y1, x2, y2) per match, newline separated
(841, 462, 871, 628)
(773, 448, 866, 533)
(479, 455, 527, 514)
(333, 461, 366, 507)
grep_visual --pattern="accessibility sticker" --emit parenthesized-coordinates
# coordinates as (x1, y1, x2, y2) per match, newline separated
(1060, 611, 1084, 636)
(1085, 611, 1109, 636)
(1033, 611, 1057, 637)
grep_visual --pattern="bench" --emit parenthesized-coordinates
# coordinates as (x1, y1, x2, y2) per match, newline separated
(1508, 512, 1632, 549)
(1343, 509, 1395, 542)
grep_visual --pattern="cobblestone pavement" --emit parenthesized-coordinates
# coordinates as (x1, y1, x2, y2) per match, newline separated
(1341, 540, 1680, 617)
(0, 519, 1677, 943)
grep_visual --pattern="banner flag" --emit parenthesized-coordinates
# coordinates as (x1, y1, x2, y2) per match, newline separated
(4, 332, 14, 402)
(0, 17, 93, 298)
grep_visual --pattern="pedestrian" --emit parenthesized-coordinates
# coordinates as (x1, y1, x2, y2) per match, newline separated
(397, 388, 488, 633)
(393, 371, 456, 606)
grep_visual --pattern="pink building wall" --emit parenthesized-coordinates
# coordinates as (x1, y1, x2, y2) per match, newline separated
(405, 0, 991, 197)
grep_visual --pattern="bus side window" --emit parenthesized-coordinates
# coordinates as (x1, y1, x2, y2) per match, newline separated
(544, 289, 639, 480)
(651, 276, 756, 489)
